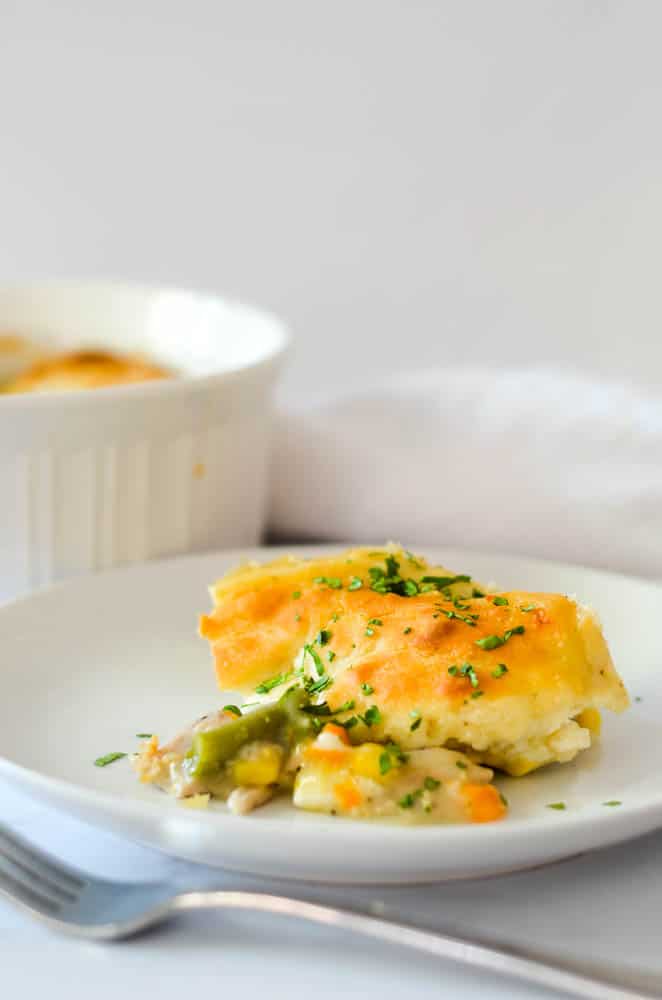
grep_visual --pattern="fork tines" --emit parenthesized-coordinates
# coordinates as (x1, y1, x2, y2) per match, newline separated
(0, 824, 85, 915)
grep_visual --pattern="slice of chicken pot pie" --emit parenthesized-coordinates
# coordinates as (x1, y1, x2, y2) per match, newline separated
(132, 545, 629, 823)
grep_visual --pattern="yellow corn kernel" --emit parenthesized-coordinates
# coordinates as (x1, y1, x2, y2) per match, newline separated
(351, 743, 392, 782)
(576, 707, 601, 736)
(232, 744, 283, 786)
(505, 758, 542, 777)
(180, 793, 211, 809)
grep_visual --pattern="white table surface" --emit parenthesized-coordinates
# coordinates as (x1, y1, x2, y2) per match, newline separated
(3, 777, 662, 999)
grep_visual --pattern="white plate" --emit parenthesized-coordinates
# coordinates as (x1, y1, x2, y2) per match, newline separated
(0, 546, 660, 884)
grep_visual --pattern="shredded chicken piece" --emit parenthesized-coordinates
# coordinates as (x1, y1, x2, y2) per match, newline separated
(227, 785, 274, 815)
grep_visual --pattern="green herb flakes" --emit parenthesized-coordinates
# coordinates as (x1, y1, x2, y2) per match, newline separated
(423, 776, 441, 791)
(303, 644, 325, 676)
(455, 760, 468, 770)
(492, 664, 508, 678)
(403, 626, 413, 635)
(359, 705, 382, 727)
(314, 576, 342, 589)
(328, 650, 336, 663)
(547, 802, 566, 810)
(602, 800, 622, 807)
(255, 671, 291, 694)
(475, 626, 525, 650)
(94, 752, 126, 768)
(135, 733, 153, 739)
(448, 662, 479, 687)
(317, 629, 332, 646)
(305, 674, 333, 696)
(361, 682, 374, 695)
(410, 717, 422, 731)
(292, 590, 301, 600)
(520, 604, 537, 612)
(421, 574, 472, 589)
(492, 596, 509, 606)
(222, 705, 242, 717)
(379, 751, 393, 775)
(348, 576, 363, 591)
(367, 618, 383, 627)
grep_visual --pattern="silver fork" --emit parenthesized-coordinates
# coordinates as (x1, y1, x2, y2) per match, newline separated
(0, 821, 655, 1000)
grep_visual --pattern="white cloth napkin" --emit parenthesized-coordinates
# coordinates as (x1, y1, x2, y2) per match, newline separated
(269, 367, 662, 578)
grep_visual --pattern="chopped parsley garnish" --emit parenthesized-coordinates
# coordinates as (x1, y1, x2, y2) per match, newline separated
(338, 716, 359, 729)
(423, 776, 441, 791)
(348, 576, 363, 591)
(635, 696, 642, 703)
(421, 574, 471, 589)
(410, 717, 422, 731)
(439, 608, 479, 627)
(520, 604, 537, 612)
(492, 596, 509, 606)
(366, 556, 424, 598)
(448, 662, 479, 687)
(135, 733, 153, 738)
(255, 671, 291, 694)
(314, 575, 342, 589)
(385, 742, 408, 764)
(492, 664, 508, 678)
(361, 682, 374, 695)
(602, 800, 622, 807)
(398, 784, 425, 809)
(367, 618, 383, 627)
(358, 704, 382, 727)
(328, 650, 336, 662)
(470, 690, 484, 699)
(379, 751, 393, 775)
(304, 674, 333, 696)
(317, 629, 332, 646)
(472, 588, 486, 598)
(292, 590, 301, 600)
(455, 760, 468, 770)
(301, 701, 333, 716)
(547, 802, 566, 810)
(303, 643, 325, 676)
(403, 626, 413, 634)
(365, 627, 375, 637)
(331, 613, 340, 623)
(335, 699, 356, 713)
(475, 626, 525, 650)
(295, 613, 302, 622)
(94, 752, 126, 767)
(222, 705, 242, 717)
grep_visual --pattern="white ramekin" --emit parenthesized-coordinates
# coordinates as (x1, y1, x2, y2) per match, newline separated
(0, 280, 289, 602)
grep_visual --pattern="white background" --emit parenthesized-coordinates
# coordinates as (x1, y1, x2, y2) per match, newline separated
(2, 1, 662, 396)
(3, 4, 662, 997)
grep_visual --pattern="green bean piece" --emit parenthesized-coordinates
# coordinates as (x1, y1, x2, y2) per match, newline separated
(187, 687, 311, 778)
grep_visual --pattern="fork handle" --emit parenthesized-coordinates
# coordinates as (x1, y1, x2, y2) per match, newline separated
(172, 891, 652, 1000)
